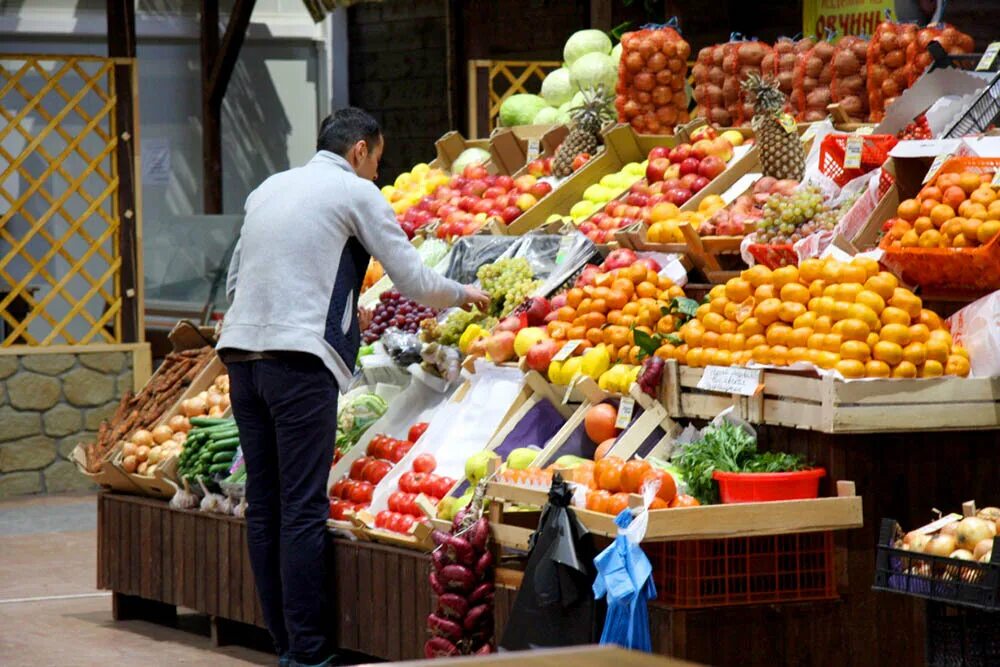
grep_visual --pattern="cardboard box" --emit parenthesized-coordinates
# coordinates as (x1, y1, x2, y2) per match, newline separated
(873, 68, 993, 138)
(428, 131, 493, 173)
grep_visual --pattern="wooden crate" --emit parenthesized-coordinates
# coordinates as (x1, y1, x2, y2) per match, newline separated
(616, 220, 744, 284)
(662, 359, 1000, 433)
(484, 477, 862, 547)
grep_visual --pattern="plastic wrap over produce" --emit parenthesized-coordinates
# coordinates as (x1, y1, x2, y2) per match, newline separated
(946, 292, 1000, 378)
(368, 362, 526, 514)
(500, 232, 599, 295)
(443, 236, 521, 284)
(360, 238, 450, 307)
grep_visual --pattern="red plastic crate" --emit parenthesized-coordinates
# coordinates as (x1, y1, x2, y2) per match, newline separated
(746, 242, 797, 269)
(819, 134, 898, 187)
(644, 531, 836, 608)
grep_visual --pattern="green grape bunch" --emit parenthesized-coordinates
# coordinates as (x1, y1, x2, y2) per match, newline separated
(756, 186, 848, 245)
(476, 258, 540, 318)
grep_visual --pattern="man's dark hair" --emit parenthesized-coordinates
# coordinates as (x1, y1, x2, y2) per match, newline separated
(317, 107, 382, 156)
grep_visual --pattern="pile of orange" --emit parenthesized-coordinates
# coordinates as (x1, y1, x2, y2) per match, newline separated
(583, 456, 698, 515)
(885, 169, 1000, 249)
(546, 261, 686, 364)
(676, 256, 971, 378)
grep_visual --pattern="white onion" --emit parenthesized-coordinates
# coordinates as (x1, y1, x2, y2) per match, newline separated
(132, 429, 154, 447)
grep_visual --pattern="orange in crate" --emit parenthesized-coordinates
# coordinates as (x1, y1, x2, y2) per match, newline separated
(643, 532, 836, 608)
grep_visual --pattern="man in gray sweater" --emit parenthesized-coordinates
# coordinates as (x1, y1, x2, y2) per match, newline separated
(219, 108, 488, 667)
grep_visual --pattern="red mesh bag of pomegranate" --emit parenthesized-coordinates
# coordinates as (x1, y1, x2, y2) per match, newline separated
(724, 38, 774, 125)
(617, 25, 691, 134)
(906, 24, 975, 84)
(830, 36, 869, 122)
(693, 44, 731, 127)
(792, 40, 835, 122)
(867, 21, 918, 122)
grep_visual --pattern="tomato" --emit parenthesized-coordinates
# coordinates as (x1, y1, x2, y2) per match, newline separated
(585, 489, 611, 513)
(366, 435, 384, 458)
(433, 476, 456, 499)
(349, 456, 371, 481)
(412, 453, 437, 474)
(399, 471, 426, 494)
(386, 513, 405, 532)
(585, 403, 619, 444)
(375, 510, 392, 528)
(594, 456, 625, 493)
(341, 479, 358, 499)
(362, 459, 392, 485)
(408, 422, 429, 443)
(606, 492, 631, 516)
(620, 460, 652, 494)
(328, 501, 340, 520)
(400, 493, 420, 516)
(670, 493, 701, 508)
(388, 491, 404, 513)
(396, 515, 416, 533)
(329, 500, 351, 520)
(329, 479, 348, 499)
(640, 469, 677, 504)
(390, 440, 413, 463)
(419, 473, 440, 497)
(349, 481, 373, 504)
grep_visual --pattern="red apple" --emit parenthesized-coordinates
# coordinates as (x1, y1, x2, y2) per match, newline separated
(645, 157, 671, 183)
(635, 257, 662, 272)
(473, 199, 493, 215)
(462, 165, 488, 180)
(578, 221, 597, 236)
(527, 159, 546, 177)
(513, 175, 537, 192)
(483, 186, 506, 199)
(691, 139, 713, 160)
(666, 187, 692, 205)
(500, 206, 522, 223)
(679, 173, 700, 190)
(626, 192, 650, 207)
(598, 217, 618, 231)
(648, 146, 670, 161)
(679, 157, 700, 176)
(529, 181, 552, 198)
(664, 164, 681, 181)
(550, 293, 567, 309)
(495, 175, 515, 190)
(668, 144, 692, 164)
(576, 264, 600, 286)
(630, 181, 652, 195)
(458, 196, 478, 212)
(698, 155, 726, 180)
(690, 175, 710, 192)
(690, 125, 718, 142)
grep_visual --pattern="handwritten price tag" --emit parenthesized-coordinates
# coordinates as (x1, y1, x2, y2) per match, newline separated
(843, 135, 864, 169)
(696, 365, 762, 397)
(976, 42, 1000, 71)
(526, 138, 542, 161)
(923, 154, 950, 184)
(552, 339, 582, 363)
(615, 397, 635, 430)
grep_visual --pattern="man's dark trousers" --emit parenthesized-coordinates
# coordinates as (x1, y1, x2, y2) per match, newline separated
(227, 352, 337, 664)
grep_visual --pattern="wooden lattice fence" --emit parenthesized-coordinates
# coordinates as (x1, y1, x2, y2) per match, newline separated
(0, 54, 140, 346)
(466, 59, 562, 138)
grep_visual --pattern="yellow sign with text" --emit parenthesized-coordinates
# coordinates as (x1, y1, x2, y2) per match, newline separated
(803, 0, 895, 39)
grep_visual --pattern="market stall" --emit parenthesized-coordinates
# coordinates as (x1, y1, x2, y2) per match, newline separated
(87, 18, 1000, 667)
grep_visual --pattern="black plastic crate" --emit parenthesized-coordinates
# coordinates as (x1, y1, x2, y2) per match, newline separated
(873, 518, 1000, 611)
(926, 601, 1000, 667)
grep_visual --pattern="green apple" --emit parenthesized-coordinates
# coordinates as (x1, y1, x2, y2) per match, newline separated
(465, 451, 500, 484)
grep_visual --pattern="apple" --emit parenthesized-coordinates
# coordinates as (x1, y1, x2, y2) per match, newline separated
(679, 157, 700, 176)
(495, 175, 514, 190)
(689, 125, 717, 142)
(572, 153, 591, 171)
(691, 139, 713, 160)
(635, 257, 662, 272)
(473, 199, 493, 215)
(668, 144, 692, 163)
(483, 186, 506, 200)
(646, 157, 670, 183)
(500, 206, 522, 224)
(626, 192, 650, 207)
(611, 203, 629, 218)
(525, 340, 561, 373)
(514, 175, 537, 192)
(527, 159, 547, 177)
(666, 187, 692, 205)
(698, 155, 727, 180)
(467, 180, 488, 197)
(630, 181, 652, 195)
(603, 248, 638, 270)
(486, 331, 516, 363)
(598, 217, 618, 231)
(458, 196, 478, 212)
(463, 164, 488, 180)
(516, 193, 538, 211)
(708, 137, 734, 162)
(720, 129, 745, 147)
(648, 146, 670, 161)
(690, 175, 711, 192)
(664, 164, 681, 181)
(550, 293, 567, 309)
(530, 181, 553, 198)
(578, 221, 597, 237)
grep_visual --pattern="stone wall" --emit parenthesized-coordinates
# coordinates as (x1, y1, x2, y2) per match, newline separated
(0, 349, 140, 498)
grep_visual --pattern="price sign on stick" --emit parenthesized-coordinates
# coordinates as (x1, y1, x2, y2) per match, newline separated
(843, 135, 864, 169)
(526, 139, 541, 162)
(923, 154, 950, 184)
(697, 366, 763, 397)
(615, 397, 635, 430)
(977, 42, 1000, 71)
(552, 339, 581, 363)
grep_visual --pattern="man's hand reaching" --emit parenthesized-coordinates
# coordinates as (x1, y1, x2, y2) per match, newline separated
(358, 306, 373, 332)
(461, 286, 491, 312)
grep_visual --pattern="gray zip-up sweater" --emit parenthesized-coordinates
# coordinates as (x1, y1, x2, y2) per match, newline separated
(218, 151, 465, 390)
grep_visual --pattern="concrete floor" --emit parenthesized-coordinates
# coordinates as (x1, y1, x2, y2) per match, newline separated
(0, 493, 274, 666)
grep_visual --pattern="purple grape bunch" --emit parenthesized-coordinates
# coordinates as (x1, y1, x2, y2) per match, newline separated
(363, 289, 439, 343)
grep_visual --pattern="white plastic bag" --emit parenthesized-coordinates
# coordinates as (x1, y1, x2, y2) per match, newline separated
(620, 480, 659, 545)
(946, 291, 1000, 378)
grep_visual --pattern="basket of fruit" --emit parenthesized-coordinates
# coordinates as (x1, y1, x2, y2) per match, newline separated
(879, 158, 1000, 291)
(818, 133, 898, 187)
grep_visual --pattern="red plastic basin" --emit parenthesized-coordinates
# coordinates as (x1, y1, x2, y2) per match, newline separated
(712, 467, 826, 503)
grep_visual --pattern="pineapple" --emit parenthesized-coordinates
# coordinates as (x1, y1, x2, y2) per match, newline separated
(742, 73, 805, 181)
(551, 85, 614, 177)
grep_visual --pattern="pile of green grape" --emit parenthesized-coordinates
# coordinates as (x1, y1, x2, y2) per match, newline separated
(476, 258, 541, 317)
(422, 309, 497, 346)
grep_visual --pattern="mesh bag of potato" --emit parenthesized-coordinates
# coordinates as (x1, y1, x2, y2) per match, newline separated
(616, 25, 691, 134)
(792, 40, 836, 122)
(723, 38, 775, 125)
(693, 44, 730, 126)
(830, 36, 870, 123)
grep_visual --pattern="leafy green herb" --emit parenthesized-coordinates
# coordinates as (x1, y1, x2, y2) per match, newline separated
(631, 326, 661, 360)
(673, 422, 809, 504)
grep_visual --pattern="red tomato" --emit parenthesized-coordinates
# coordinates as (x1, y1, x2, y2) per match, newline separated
(362, 459, 392, 485)
(388, 491, 404, 513)
(396, 515, 416, 533)
(408, 422, 429, 443)
(386, 513, 404, 532)
(329, 479, 348, 499)
(365, 435, 384, 458)
(375, 510, 392, 528)
(329, 500, 351, 520)
(390, 440, 413, 463)
(412, 453, 437, 473)
(606, 492, 631, 516)
(328, 501, 340, 520)
(401, 494, 420, 516)
(349, 481, 373, 504)
(640, 469, 677, 504)
(419, 473, 440, 497)
(620, 460, 652, 494)
(341, 479, 358, 499)
(426, 476, 453, 499)
(399, 471, 426, 494)
(349, 456, 371, 481)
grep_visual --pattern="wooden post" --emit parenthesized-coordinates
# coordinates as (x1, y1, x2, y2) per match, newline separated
(200, 0, 257, 214)
(107, 0, 141, 343)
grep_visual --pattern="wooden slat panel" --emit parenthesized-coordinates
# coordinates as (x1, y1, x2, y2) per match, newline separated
(384, 550, 401, 660)
(161, 503, 173, 605)
(399, 549, 417, 659)
(218, 519, 230, 620)
(129, 497, 141, 596)
(338, 542, 359, 650)
(357, 544, 374, 654)
(205, 515, 218, 615)
(143, 504, 159, 600)
(229, 515, 244, 623)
